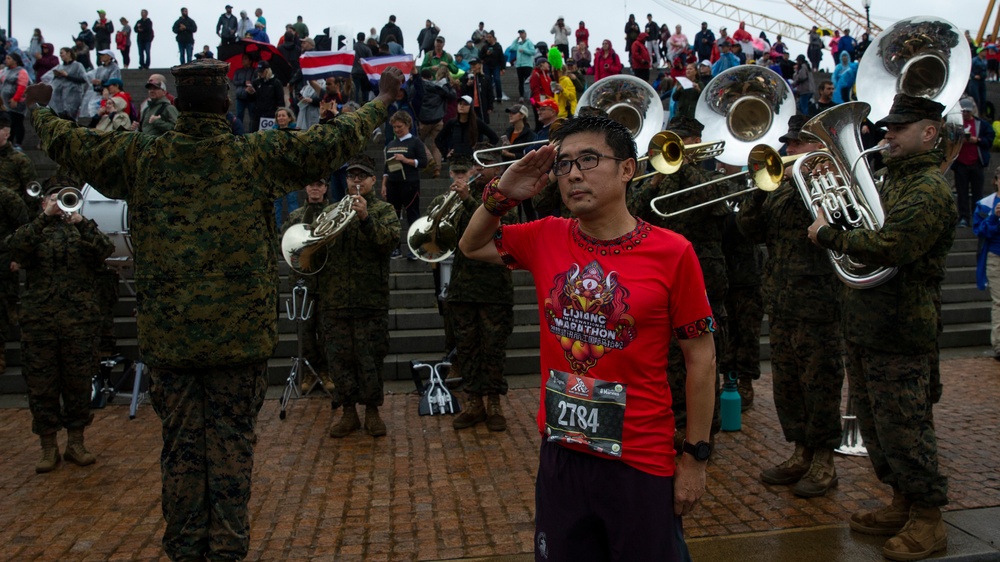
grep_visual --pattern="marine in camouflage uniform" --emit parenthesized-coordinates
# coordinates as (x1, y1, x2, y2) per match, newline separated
(428, 155, 516, 431)
(27, 59, 401, 561)
(319, 155, 401, 439)
(720, 207, 763, 409)
(0, 121, 39, 210)
(810, 95, 955, 561)
(7, 185, 114, 473)
(0, 184, 28, 372)
(281, 181, 333, 393)
(626, 116, 728, 442)
(737, 115, 844, 497)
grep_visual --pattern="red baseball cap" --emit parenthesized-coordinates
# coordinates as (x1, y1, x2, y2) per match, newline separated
(537, 99, 559, 112)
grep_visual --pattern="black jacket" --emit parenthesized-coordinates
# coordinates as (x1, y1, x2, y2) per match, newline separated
(172, 16, 197, 45)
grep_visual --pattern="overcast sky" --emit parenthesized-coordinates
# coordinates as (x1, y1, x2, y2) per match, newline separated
(7, 0, 987, 70)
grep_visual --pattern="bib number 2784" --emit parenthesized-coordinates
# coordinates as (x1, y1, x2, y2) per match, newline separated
(544, 370, 627, 458)
(555, 400, 600, 433)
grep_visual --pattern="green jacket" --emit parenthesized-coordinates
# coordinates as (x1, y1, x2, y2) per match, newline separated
(0, 142, 38, 209)
(816, 150, 957, 353)
(138, 97, 180, 137)
(736, 179, 839, 321)
(30, 101, 388, 367)
(314, 190, 400, 314)
(7, 213, 114, 337)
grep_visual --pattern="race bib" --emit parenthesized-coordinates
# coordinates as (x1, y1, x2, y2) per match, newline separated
(544, 370, 627, 458)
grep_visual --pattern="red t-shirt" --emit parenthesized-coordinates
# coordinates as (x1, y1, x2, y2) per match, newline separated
(495, 217, 715, 476)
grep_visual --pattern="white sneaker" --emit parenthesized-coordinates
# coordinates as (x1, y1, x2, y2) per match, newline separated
(501, 94, 510, 101)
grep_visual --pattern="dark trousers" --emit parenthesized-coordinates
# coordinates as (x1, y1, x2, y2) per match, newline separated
(138, 40, 151, 68)
(633, 68, 650, 81)
(808, 46, 822, 70)
(485, 64, 504, 99)
(9, 112, 25, 146)
(447, 301, 513, 396)
(22, 328, 99, 436)
(322, 310, 389, 407)
(149, 363, 268, 561)
(386, 180, 420, 235)
(178, 41, 194, 64)
(516, 66, 532, 98)
(352, 74, 371, 104)
(952, 160, 985, 222)
(120, 45, 131, 68)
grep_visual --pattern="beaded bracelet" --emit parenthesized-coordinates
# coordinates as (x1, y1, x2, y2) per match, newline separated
(481, 177, 522, 217)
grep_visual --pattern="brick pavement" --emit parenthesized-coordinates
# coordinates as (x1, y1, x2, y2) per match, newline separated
(0, 356, 997, 561)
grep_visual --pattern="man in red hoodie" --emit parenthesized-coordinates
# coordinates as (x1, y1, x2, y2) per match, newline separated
(631, 32, 652, 81)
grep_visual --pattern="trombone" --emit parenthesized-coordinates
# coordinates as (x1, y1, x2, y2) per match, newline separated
(633, 131, 725, 181)
(649, 145, 810, 218)
(472, 139, 549, 168)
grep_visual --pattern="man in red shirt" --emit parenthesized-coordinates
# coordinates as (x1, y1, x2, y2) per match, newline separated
(460, 116, 716, 561)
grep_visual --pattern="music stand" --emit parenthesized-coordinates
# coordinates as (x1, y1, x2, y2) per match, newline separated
(279, 280, 330, 420)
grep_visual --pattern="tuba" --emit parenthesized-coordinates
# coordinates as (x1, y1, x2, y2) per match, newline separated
(280, 194, 357, 274)
(407, 174, 480, 262)
(695, 66, 795, 166)
(576, 74, 665, 158)
(792, 102, 897, 289)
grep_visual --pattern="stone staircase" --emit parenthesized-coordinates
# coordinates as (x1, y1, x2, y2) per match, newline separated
(0, 68, 992, 393)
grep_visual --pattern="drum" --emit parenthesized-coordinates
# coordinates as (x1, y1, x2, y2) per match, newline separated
(80, 184, 132, 271)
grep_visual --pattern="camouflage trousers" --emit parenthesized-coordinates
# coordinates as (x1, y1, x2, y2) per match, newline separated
(769, 319, 844, 449)
(0, 271, 18, 349)
(148, 363, 268, 561)
(21, 327, 99, 436)
(720, 284, 763, 381)
(322, 309, 389, 407)
(845, 342, 948, 508)
(447, 301, 514, 396)
(95, 268, 120, 355)
(297, 304, 328, 375)
(669, 307, 726, 435)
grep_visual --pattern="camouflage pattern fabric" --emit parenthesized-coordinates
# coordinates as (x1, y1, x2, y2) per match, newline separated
(845, 343, 947, 508)
(531, 180, 572, 219)
(322, 311, 390, 407)
(148, 363, 268, 560)
(720, 212, 763, 380)
(447, 302, 514, 396)
(7, 214, 112, 436)
(815, 149, 958, 354)
(21, 327, 99, 436)
(315, 193, 398, 407)
(95, 267, 120, 355)
(31, 102, 389, 369)
(0, 185, 28, 342)
(769, 319, 844, 448)
(0, 142, 38, 210)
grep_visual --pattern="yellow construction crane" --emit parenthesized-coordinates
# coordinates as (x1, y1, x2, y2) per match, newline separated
(978, 0, 1000, 43)
(662, 0, 881, 43)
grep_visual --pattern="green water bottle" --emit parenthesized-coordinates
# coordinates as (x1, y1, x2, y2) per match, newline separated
(721, 371, 742, 431)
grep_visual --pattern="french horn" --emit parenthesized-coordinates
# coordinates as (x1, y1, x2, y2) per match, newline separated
(407, 174, 480, 263)
(280, 193, 357, 274)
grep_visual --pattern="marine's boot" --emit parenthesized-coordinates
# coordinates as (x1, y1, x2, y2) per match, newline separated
(760, 443, 813, 485)
(882, 506, 947, 561)
(64, 428, 96, 466)
(452, 394, 486, 430)
(850, 487, 911, 535)
(320, 372, 335, 393)
(485, 394, 507, 432)
(36, 433, 61, 473)
(364, 405, 387, 437)
(738, 377, 754, 411)
(328, 405, 361, 438)
(792, 448, 838, 497)
(299, 370, 317, 393)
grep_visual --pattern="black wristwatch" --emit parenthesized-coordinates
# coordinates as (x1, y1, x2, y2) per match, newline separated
(682, 440, 712, 462)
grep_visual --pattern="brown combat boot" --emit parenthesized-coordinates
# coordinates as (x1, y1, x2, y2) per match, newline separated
(761, 443, 813, 485)
(36, 433, 61, 473)
(328, 405, 361, 438)
(738, 377, 754, 411)
(792, 448, 838, 497)
(882, 506, 947, 561)
(850, 488, 911, 535)
(320, 373, 335, 393)
(63, 428, 96, 466)
(485, 394, 507, 432)
(364, 405, 387, 437)
(299, 370, 317, 393)
(452, 394, 486, 430)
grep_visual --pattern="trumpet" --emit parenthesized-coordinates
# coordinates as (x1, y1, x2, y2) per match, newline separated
(649, 144, 800, 218)
(633, 131, 725, 181)
(56, 187, 84, 215)
(280, 186, 359, 274)
(26, 181, 42, 198)
(407, 174, 480, 262)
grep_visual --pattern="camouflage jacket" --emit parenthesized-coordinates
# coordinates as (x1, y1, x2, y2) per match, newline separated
(428, 183, 516, 305)
(314, 190, 400, 314)
(816, 150, 957, 353)
(627, 164, 730, 302)
(0, 185, 29, 264)
(7, 213, 114, 337)
(0, 142, 37, 209)
(31, 102, 388, 368)
(736, 179, 839, 321)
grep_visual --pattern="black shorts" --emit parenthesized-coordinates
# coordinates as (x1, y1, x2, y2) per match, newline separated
(534, 440, 691, 562)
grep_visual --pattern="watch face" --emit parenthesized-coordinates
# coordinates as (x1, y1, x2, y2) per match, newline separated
(695, 442, 712, 460)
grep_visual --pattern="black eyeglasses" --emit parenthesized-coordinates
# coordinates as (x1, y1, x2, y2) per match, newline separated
(346, 172, 370, 180)
(552, 153, 624, 176)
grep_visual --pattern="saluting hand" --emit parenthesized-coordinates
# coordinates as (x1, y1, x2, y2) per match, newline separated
(497, 143, 557, 201)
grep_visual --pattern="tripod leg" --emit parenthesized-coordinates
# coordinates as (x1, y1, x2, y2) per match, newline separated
(129, 362, 145, 420)
(280, 358, 301, 420)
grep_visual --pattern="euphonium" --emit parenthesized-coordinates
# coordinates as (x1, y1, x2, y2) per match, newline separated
(407, 174, 480, 263)
(792, 102, 897, 289)
(280, 192, 357, 274)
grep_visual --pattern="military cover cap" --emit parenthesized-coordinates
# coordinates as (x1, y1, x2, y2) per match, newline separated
(449, 155, 474, 172)
(874, 94, 945, 127)
(171, 58, 230, 89)
(667, 115, 705, 138)
(345, 154, 376, 177)
(779, 114, 810, 143)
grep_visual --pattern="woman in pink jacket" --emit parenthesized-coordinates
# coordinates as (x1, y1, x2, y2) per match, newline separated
(588, 39, 623, 81)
